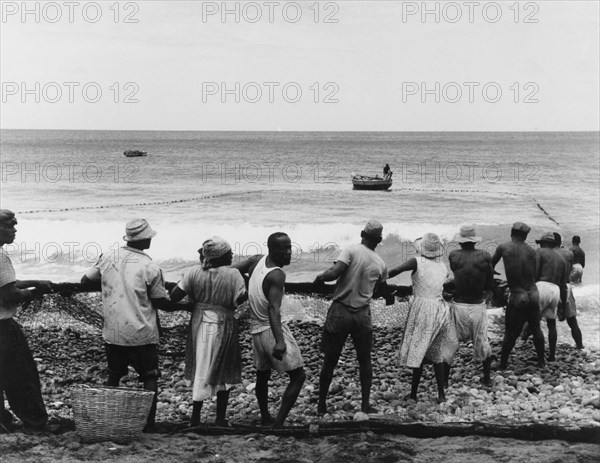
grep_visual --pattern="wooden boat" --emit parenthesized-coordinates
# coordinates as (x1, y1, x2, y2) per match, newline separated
(351, 174, 392, 190)
(123, 150, 147, 157)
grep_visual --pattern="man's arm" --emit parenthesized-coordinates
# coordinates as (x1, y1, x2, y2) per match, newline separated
(491, 245, 503, 268)
(0, 282, 36, 307)
(484, 254, 494, 291)
(265, 269, 287, 360)
(230, 255, 262, 277)
(314, 261, 348, 284)
(14, 280, 53, 293)
(582, 251, 586, 268)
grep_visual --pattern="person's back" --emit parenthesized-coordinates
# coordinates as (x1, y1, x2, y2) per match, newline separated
(412, 257, 447, 299)
(332, 243, 387, 309)
(536, 247, 566, 286)
(498, 240, 537, 292)
(95, 246, 163, 346)
(449, 248, 493, 303)
(555, 247, 573, 273)
(183, 266, 244, 310)
(570, 244, 585, 267)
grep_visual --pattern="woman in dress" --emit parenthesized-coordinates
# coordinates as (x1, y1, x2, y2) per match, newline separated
(170, 237, 247, 426)
(389, 233, 457, 403)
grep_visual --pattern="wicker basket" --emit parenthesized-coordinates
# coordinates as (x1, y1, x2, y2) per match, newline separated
(72, 385, 155, 444)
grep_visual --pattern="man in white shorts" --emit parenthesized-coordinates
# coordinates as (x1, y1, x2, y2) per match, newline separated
(233, 232, 305, 427)
(534, 232, 568, 362)
(449, 225, 494, 387)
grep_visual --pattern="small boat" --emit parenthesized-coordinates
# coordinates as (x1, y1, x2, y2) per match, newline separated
(351, 174, 392, 190)
(123, 150, 147, 157)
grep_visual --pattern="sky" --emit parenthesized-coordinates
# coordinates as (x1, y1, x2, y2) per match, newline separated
(1, 0, 599, 131)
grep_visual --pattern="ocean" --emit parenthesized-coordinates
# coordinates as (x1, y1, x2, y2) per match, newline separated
(1, 130, 598, 283)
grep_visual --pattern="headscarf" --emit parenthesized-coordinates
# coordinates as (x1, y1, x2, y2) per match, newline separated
(199, 236, 232, 269)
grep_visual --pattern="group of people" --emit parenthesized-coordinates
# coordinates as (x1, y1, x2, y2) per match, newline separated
(0, 208, 587, 433)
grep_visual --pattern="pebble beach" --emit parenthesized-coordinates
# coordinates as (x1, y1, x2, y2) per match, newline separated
(1, 291, 599, 461)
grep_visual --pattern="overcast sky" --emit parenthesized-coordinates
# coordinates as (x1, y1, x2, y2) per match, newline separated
(1, 1, 598, 131)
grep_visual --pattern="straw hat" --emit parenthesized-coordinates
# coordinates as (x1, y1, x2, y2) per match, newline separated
(415, 233, 444, 258)
(454, 224, 482, 243)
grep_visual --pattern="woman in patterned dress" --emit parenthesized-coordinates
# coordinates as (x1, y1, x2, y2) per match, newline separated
(170, 237, 247, 426)
(389, 233, 458, 403)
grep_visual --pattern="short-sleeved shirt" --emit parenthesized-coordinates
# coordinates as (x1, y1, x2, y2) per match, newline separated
(85, 246, 167, 346)
(0, 247, 18, 320)
(332, 243, 388, 310)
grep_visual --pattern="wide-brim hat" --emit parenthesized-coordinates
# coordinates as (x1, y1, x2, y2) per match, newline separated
(454, 224, 482, 243)
(415, 233, 444, 258)
(535, 231, 555, 245)
(123, 219, 157, 242)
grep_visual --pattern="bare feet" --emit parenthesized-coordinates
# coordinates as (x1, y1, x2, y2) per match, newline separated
(403, 394, 418, 403)
(361, 405, 379, 414)
(317, 403, 327, 417)
(260, 415, 275, 426)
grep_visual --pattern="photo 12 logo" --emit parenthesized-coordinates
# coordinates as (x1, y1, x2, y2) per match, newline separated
(201, 81, 340, 104)
(402, 82, 540, 104)
(1, 82, 140, 104)
(201, 1, 340, 24)
(1, 162, 140, 184)
(199, 161, 340, 184)
(400, 1, 540, 24)
(1, 1, 141, 23)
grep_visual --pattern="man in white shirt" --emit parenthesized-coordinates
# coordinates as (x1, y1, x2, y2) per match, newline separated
(81, 219, 175, 432)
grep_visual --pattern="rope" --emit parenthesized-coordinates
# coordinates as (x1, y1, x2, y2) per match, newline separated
(532, 198, 561, 226)
(15, 190, 265, 215)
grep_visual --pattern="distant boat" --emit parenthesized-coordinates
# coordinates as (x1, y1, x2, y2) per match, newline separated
(123, 150, 147, 157)
(351, 174, 392, 191)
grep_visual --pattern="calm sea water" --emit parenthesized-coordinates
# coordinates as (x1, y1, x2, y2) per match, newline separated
(1, 130, 598, 286)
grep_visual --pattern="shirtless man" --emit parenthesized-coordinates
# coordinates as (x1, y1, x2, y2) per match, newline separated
(534, 232, 568, 361)
(553, 233, 583, 349)
(492, 222, 545, 369)
(449, 225, 494, 386)
(569, 236, 585, 284)
(232, 233, 305, 428)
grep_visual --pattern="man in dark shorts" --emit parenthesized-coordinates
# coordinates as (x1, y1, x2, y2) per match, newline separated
(232, 233, 305, 428)
(0, 209, 52, 433)
(569, 235, 585, 284)
(492, 222, 545, 369)
(553, 233, 584, 349)
(449, 224, 494, 386)
(314, 220, 394, 415)
(81, 219, 176, 432)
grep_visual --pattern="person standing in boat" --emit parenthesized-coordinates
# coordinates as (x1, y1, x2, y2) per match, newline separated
(383, 164, 393, 181)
